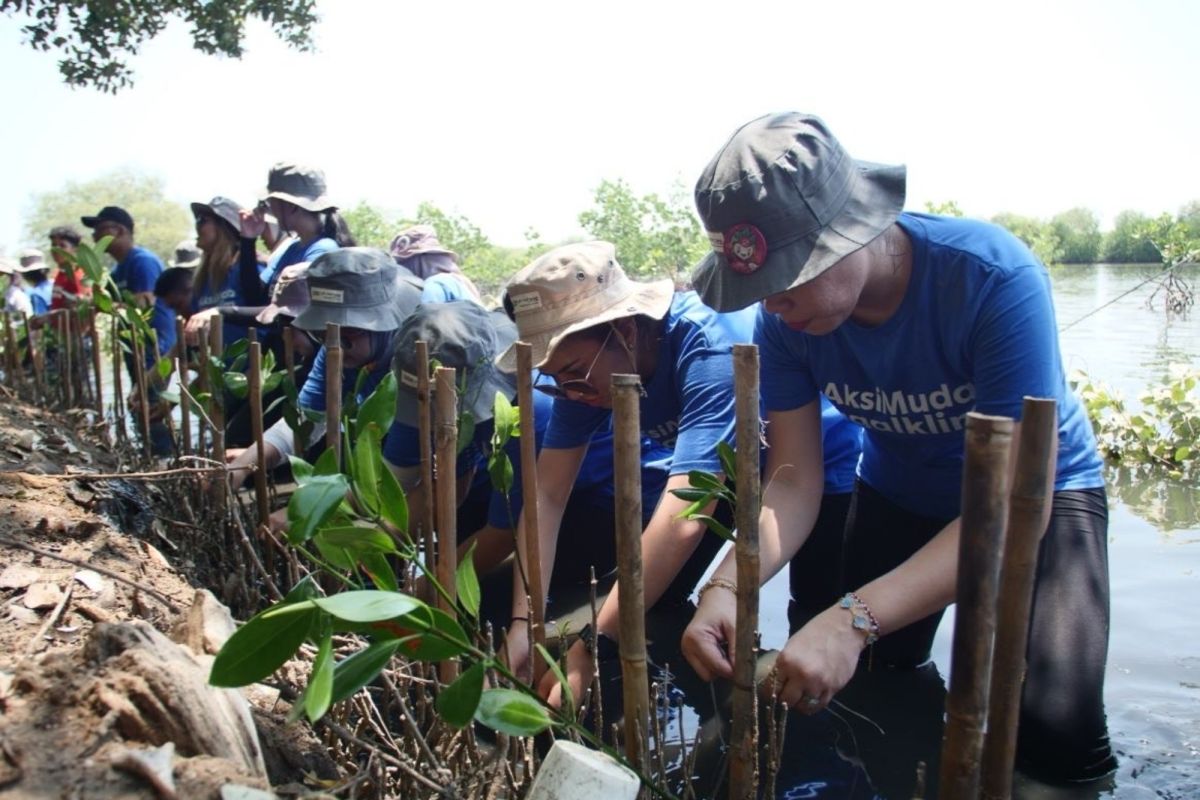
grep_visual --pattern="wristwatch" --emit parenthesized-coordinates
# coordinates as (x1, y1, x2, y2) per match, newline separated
(578, 624, 620, 662)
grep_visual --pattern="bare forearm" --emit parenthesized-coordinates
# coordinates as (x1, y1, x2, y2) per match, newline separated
(856, 519, 960, 635)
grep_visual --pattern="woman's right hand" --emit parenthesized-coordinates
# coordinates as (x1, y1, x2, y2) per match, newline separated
(185, 308, 222, 344)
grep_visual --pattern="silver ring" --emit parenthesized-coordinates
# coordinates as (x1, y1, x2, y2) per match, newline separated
(802, 695, 821, 708)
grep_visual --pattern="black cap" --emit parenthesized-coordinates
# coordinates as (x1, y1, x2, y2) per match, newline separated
(80, 206, 135, 231)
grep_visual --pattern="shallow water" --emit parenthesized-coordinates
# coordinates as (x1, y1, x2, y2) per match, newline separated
(649, 264, 1200, 799)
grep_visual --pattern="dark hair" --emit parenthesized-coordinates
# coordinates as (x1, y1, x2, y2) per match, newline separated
(155, 267, 193, 298)
(323, 210, 357, 247)
(23, 269, 48, 284)
(48, 225, 83, 246)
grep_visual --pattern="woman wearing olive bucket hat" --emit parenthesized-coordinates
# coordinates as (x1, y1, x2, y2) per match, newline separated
(495, 241, 863, 704)
(382, 301, 670, 631)
(682, 112, 1115, 785)
(226, 248, 423, 499)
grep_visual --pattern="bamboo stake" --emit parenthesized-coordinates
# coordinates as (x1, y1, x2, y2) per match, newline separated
(175, 317, 191, 456)
(939, 412, 1013, 799)
(111, 315, 125, 441)
(196, 330, 211, 458)
(89, 312, 103, 415)
(283, 327, 302, 456)
(131, 329, 152, 459)
(729, 344, 762, 800)
(23, 313, 45, 405)
(434, 366, 459, 684)
(416, 341, 437, 605)
(611, 372, 650, 771)
(324, 323, 343, 470)
(2, 313, 19, 390)
(64, 309, 77, 408)
(980, 398, 1057, 799)
(208, 322, 225, 465)
(514, 343, 547, 679)
(248, 336, 271, 532)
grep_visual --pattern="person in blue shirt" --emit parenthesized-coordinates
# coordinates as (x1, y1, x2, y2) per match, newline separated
(183, 196, 263, 348)
(15, 251, 54, 315)
(683, 113, 1115, 785)
(496, 241, 863, 705)
(80, 206, 163, 308)
(129, 267, 192, 456)
(226, 248, 423, 494)
(389, 225, 483, 305)
(383, 301, 671, 616)
(252, 163, 354, 293)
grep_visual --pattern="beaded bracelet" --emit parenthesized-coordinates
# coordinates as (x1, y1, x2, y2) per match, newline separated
(697, 577, 738, 603)
(838, 592, 880, 645)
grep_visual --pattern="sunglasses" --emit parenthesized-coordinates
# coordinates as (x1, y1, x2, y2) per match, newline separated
(534, 326, 616, 400)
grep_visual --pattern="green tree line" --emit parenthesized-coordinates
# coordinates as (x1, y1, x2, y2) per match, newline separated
(18, 170, 1200, 300)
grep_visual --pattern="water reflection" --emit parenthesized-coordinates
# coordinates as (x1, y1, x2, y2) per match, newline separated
(1106, 467, 1200, 534)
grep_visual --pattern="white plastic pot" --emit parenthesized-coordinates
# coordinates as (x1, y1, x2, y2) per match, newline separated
(525, 739, 640, 800)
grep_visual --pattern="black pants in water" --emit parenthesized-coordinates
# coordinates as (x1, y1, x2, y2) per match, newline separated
(831, 480, 1116, 784)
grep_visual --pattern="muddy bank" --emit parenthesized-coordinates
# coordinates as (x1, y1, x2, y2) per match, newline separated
(0, 397, 336, 799)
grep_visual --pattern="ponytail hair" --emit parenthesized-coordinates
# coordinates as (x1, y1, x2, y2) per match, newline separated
(322, 211, 357, 247)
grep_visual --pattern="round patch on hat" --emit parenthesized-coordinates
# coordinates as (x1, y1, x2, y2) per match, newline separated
(724, 223, 767, 274)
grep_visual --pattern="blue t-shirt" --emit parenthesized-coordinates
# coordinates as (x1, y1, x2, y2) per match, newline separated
(111, 246, 164, 296)
(420, 273, 478, 305)
(193, 262, 262, 346)
(28, 279, 53, 315)
(147, 299, 177, 369)
(820, 398, 862, 495)
(261, 237, 338, 289)
(297, 346, 389, 412)
(543, 292, 755, 476)
(756, 212, 1104, 519)
(383, 385, 671, 530)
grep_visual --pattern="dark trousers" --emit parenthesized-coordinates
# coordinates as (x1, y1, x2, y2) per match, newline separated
(827, 480, 1116, 784)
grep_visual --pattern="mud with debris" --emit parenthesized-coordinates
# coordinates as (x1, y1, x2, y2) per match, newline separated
(0, 398, 337, 799)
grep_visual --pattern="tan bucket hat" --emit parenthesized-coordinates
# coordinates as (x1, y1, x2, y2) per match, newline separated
(496, 241, 673, 372)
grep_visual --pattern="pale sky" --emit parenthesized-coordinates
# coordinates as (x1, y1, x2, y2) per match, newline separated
(1, 0, 1197, 253)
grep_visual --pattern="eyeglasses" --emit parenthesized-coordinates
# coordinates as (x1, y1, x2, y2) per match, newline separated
(304, 326, 369, 348)
(534, 326, 615, 400)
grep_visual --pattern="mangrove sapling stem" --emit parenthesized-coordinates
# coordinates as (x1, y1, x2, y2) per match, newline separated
(611, 372, 651, 772)
(26, 465, 231, 480)
(62, 309, 75, 408)
(23, 313, 45, 405)
(3, 313, 20, 391)
(729, 344, 761, 800)
(110, 314, 125, 441)
(434, 366, 459, 684)
(325, 322, 343, 470)
(208, 323, 226, 466)
(515, 342, 547, 679)
(939, 412, 1013, 800)
(176, 318, 191, 456)
(416, 341, 437, 605)
(248, 338, 271, 531)
(981, 398, 1057, 799)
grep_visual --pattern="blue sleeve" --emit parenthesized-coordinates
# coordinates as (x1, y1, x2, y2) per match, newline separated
(664, 332, 740, 475)
(383, 419, 420, 468)
(30, 292, 49, 315)
(298, 346, 327, 412)
(419, 274, 463, 304)
(127, 252, 163, 295)
(755, 305, 820, 411)
(970, 265, 1063, 421)
(819, 398, 862, 494)
(542, 397, 608, 450)
(303, 238, 340, 261)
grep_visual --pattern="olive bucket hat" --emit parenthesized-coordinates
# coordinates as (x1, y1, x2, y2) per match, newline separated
(690, 112, 907, 312)
(392, 301, 518, 428)
(496, 241, 673, 372)
(292, 248, 423, 332)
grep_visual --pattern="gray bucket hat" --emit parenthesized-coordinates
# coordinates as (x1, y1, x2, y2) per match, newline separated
(292, 248, 424, 332)
(264, 162, 337, 213)
(691, 112, 906, 312)
(190, 196, 244, 234)
(392, 301, 518, 427)
(169, 239, 202, 268)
